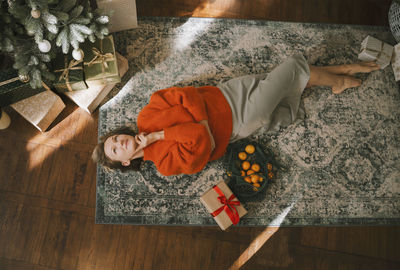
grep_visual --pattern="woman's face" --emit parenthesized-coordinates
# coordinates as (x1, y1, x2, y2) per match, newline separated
(104, 134, 141, 165)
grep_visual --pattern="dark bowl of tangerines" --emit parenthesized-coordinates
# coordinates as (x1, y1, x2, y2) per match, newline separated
(225, 139, 278, 198)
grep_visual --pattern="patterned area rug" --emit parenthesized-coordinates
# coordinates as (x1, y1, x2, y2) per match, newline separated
(97, 17, 400, 226)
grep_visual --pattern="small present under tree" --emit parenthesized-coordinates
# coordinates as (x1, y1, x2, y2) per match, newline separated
(0, 0, 111, 88)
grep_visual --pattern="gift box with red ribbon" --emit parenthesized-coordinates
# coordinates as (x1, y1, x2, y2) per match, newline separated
(200, 179, 247, 230)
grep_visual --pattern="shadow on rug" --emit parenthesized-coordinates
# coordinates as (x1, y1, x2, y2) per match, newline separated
(96, 17, 400, 226)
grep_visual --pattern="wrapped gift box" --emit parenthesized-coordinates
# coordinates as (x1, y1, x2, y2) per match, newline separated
(52, 54, 88, 92)
(200, 179, 247, 230)
(97, 0, 138, 33)
(64, 52, 128, 113)
(0, 69, 46, 107)
(358, 35, 393, 69)
(10, 82, 65, 132)
(82, 35, 120, 86)
(391, 43, 400, 81)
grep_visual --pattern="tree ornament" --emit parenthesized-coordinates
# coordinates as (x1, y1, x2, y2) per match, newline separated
(72, 49, 84, 61)
(38, 40, 51, 53)
(18, 74, 30, 83)
(31, 9, 41, 19)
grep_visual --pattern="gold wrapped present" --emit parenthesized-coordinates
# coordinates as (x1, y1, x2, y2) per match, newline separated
(82, 35, 121, 86)
(53, 55, 88, 92)
(10, 82, 65, 132)
(64, 52, 128, 113)
(200, 179, 247, 230)
(358, 35, 393, 69)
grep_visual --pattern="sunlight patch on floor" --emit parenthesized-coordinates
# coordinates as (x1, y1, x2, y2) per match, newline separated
(26, 108, 87, 170)
(105, 18, 216, 108)
(192, 0, 238, 18)
(173, 17, 214, 52)
(229, 199, 299, 270)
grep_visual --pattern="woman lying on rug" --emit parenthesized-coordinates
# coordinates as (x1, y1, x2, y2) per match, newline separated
(92, 55, 380, 176)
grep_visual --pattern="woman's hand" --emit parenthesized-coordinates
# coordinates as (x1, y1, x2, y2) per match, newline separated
(135, 131, 165, 149)
(199, 120, 215, 152)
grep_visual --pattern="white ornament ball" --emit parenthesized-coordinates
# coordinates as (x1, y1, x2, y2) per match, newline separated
(18, 74, 30, 83)
(31, 9, 41, 19)
(38, 40, 51, 53)
(72, 49, 84, 61)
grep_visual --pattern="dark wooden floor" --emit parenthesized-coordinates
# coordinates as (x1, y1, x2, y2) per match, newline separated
(1, 0, 399, 269)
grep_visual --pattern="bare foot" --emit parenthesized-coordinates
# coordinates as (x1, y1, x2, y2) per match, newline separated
(332, 76, 362, 94)
(344, 61, 380, 75)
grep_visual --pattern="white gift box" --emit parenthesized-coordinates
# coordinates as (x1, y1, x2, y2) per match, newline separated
(358, 35, 393, 69)
(391, 43, 400, 81)
(63, 53, 129, 114)
(11, 83, 65, 132)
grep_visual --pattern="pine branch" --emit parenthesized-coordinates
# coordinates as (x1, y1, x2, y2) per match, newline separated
(1, 0, 110, 88)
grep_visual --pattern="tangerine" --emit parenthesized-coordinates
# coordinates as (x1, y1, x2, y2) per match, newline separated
(253, 182, 261, 187)
(245, 144, 255, 154)
(267, 163, 273, 171)
(250, 174, 260, 183)
(238, 152, 247, 160)
(244, 176, 252, 183)
(240, 170, 246, 176)
(242, 161, 250, 170)
(247, 169, 255, 175)
(251, 163, 260, 172)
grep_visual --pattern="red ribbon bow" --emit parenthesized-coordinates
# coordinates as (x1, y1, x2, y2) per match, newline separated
(211, 185, 240, 225)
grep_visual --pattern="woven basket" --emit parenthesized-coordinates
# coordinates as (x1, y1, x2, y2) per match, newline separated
(389, 1, 400, 42)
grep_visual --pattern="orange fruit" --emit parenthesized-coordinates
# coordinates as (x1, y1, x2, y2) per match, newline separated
(251, 163, 260, 172)
(253, 182, 261, 187)
(253, 187, 259, 191)
(242, 161, 250, 170)
(247, 169, 255, 175)
(238, 152, 247, 160)
(259, 177, 264, 182)
(240, 170, 246, 176)
(244, 176, 252, 183)
(245, 144, 255, 154)
(267, 163, 273, 171)
(250, 174, 259, 183)
(268, 171, 274, 179)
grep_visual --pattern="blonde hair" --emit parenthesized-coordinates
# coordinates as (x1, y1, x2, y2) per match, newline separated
(92, 126, 143, 172)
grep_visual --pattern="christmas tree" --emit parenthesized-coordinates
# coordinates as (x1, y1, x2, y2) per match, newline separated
(0, 0, 110, 88)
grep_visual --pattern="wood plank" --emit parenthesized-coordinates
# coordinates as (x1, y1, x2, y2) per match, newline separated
(75, 223, 121, 270)
(38, 211, 73, 268)
(10, 205, 51, 264)
(0, 201, 23, 258)
(59, 214, 90, 270)
(112, 225, 140, 270)
(300, 227, 400, 262)
(0, 258, 59, 270)
(136, 0, 392, 26)
(131, 227, 153, 270)
(291, 244, 400, 270)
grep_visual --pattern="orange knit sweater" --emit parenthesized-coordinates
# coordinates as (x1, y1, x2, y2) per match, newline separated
(137, 86, 233, 176)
